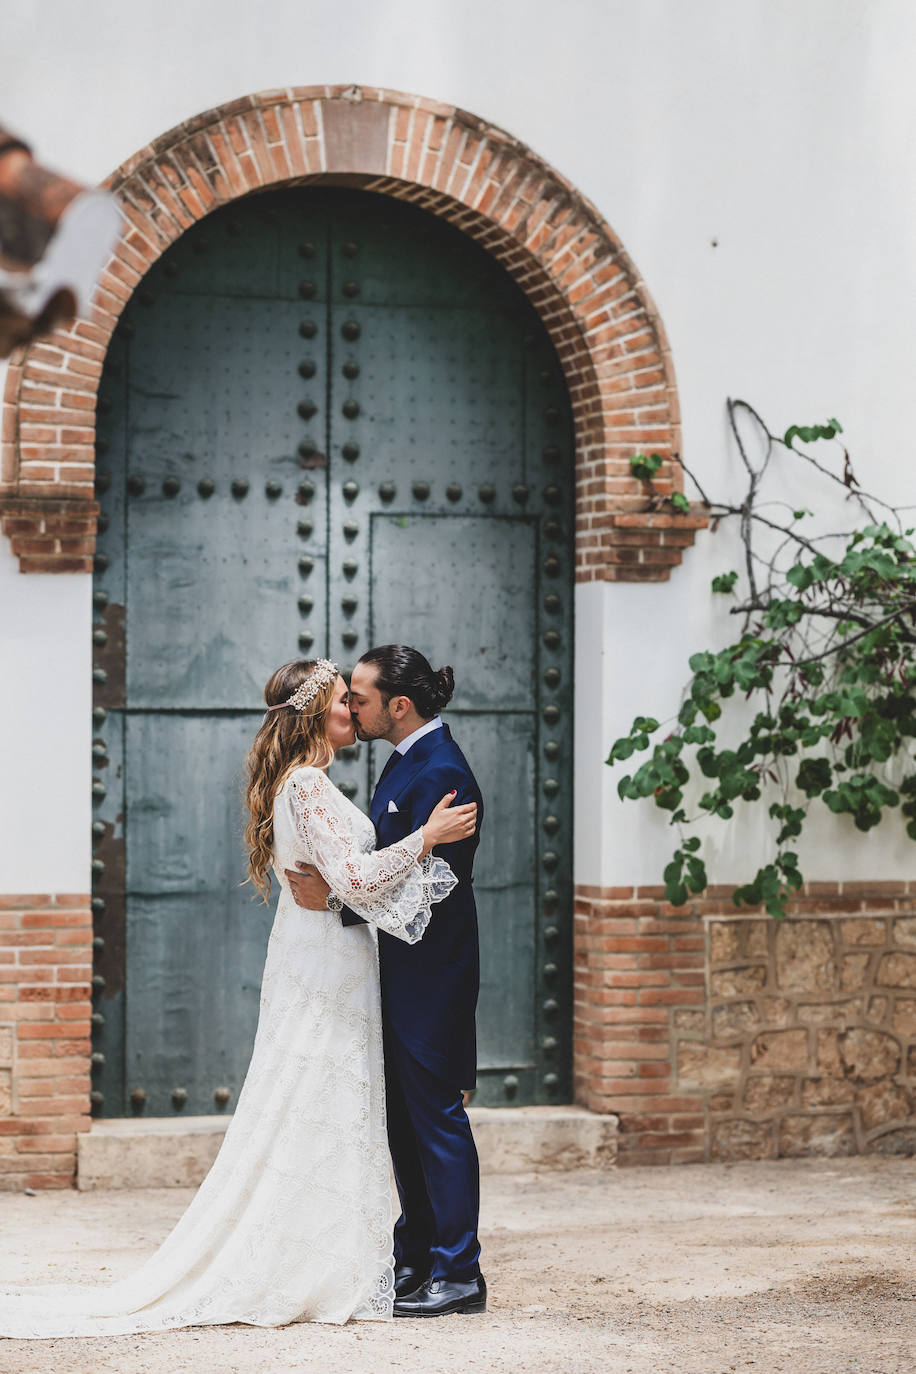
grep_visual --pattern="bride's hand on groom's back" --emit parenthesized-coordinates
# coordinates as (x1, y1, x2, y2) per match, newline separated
(420, 791, 477, 855)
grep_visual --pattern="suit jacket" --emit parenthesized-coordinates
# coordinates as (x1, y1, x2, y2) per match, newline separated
(344, 724, 483, 1088)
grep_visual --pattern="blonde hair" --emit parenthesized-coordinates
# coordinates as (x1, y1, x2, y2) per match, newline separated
(243, 659, 338, 901)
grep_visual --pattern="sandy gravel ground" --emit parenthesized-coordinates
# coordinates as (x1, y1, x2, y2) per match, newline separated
(0, 1157, 914, 1374)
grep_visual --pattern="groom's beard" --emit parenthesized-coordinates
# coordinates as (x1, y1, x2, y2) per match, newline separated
(352, 713, 394, 743)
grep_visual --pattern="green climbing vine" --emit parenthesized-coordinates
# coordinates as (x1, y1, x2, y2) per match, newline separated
(608, 401, 916, 917)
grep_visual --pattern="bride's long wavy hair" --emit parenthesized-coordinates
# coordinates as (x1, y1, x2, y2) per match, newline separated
(244, 659, 338, 901)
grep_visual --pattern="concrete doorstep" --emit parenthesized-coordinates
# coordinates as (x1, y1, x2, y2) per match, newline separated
(77, 1105, 618, 1189)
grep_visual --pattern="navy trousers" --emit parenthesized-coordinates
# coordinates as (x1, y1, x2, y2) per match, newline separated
(384, 1031, 481, 1282)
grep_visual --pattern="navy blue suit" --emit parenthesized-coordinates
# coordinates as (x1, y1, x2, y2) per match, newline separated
(344, 723, 483, 1281)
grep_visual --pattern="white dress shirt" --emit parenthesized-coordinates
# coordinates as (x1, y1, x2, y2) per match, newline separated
(395, 716, 443, 757)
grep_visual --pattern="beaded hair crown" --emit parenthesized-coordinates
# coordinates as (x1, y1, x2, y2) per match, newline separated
(265, 659, 339, 713)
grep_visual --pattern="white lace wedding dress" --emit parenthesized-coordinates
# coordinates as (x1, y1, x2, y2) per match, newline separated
(0, 766, 456, 1338)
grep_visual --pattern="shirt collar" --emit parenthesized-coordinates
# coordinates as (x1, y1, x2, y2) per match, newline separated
(395, 716, 443, 756)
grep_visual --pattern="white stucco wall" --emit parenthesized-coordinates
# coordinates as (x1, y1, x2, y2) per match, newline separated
(0, 534, 91, 890)
(2, 0, 915, 891)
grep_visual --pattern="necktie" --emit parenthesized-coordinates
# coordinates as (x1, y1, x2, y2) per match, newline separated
(375, 749, 401, 792)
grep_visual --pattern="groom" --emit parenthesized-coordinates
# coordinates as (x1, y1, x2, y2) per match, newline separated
(286, 644, 487, 1318)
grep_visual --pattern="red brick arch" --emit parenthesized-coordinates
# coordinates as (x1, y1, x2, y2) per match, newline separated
(0, 86, 705, 576)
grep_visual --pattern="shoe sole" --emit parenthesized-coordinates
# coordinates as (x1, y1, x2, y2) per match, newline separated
(393, 1298, 487, 1318)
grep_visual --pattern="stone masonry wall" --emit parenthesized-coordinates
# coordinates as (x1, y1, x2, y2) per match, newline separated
(0, 894, 93, 1189)
(574, 881, 916, 1164)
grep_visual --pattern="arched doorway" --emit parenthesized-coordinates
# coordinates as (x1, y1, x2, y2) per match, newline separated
(90, 186, 574, 1116)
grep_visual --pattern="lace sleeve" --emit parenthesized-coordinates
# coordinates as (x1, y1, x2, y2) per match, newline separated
(286, 769, 457, 944)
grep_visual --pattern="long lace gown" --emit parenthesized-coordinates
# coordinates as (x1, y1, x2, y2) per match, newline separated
(0, 766, 456, 1337)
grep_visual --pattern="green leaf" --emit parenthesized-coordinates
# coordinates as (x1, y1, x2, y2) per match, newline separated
(630, 453, 663, 482)
(711, 571, 739, 594)
(786, 563, 814, 591)
(606, 738, 634, 762)
(796, 757, 831, 796)
(669, 492, 690, 514)
(784, 418, 844, 448)
(683, 723, 716, 745)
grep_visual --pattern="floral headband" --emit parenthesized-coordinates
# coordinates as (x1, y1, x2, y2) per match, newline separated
(265, 659, 339, 713)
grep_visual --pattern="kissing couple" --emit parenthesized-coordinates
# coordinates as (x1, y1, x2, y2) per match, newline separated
(0, 644, 487, 1336)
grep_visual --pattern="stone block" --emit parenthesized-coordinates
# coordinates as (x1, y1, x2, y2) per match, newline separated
(78, 1106, 619, 1189)
(867, 1128, 916, 1156)
(797, 998, 862, 1027)
(708, 921, 740, 965)
(840, 918, 887, 947)
(676, 1042, 741, 1090)
(840, 953, 870, 991)
(839, 1028, 901, 1080)
(0, 1027, 12, 1065)
(710, 1118, 773, 1161)
(877, 952, 916, 989)
(801, 1076, 856, 1107)
(856, 1080, 913, 1133)
(775, 921, 835, 993)
(892, 999, 916, 1037)
(0, 1069, 10, 1116)
(710, 965, 767, 998)
(708, 1094, 734, 1112)
(750, 1029, 809, 1073)
(777, 1113, 855, 1158)
(711, 1001, 759, 1040)
(761, 996, 792, 1022)
(867, 996, 888, 1024)
(892, 917, 916, 950)
(673, 1009, 705, 1033)
(744, 1075, 796, 1113)
(816, 1030, 844, 1077)
(744, 921, 769, 958)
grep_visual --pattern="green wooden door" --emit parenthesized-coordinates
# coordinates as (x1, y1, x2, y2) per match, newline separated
(91, 188, 573, 1116)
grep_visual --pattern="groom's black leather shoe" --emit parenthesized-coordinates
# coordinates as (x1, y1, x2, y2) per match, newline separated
(393, 1275, 487, 1317)
(393, 1264, 428, 1298)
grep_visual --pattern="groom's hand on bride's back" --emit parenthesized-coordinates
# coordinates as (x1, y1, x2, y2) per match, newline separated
(285, 862, 331, 909)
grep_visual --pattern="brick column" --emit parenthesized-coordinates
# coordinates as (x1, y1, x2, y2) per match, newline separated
(0, 895, 92, 1189)
(574, 884, 707, 1164)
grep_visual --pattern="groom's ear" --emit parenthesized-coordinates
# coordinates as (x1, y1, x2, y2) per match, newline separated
(389, 694, 412, 721)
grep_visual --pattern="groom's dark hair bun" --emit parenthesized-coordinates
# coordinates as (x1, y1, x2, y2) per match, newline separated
(434, 665, 455, 710)
(359, 645, 455, 718)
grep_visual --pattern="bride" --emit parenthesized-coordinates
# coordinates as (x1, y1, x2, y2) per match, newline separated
(0, 657, 477, 1337)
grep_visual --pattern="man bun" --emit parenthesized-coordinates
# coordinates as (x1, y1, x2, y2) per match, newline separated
(432, 665, 455, 710)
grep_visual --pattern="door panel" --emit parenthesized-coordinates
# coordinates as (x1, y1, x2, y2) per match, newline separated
(124, 294, 327, 709)
(370, 514, 540, 1077)
(125, 714, 265, 1115)
(369, 515, 536, 710)
(91, 187, 573, 1116)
